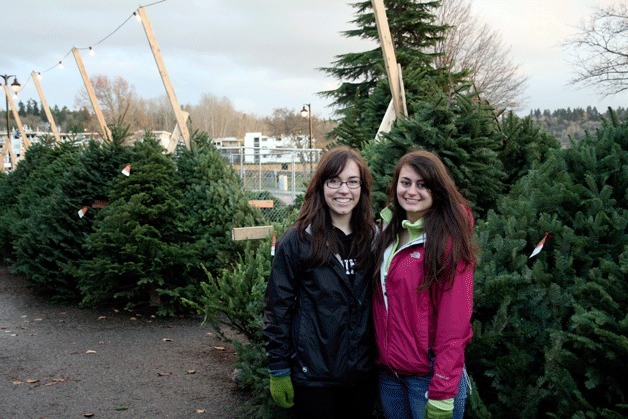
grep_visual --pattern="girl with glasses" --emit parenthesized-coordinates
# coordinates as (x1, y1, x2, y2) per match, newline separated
(264, 146, 377, 418)
(373, 150, 477, 419)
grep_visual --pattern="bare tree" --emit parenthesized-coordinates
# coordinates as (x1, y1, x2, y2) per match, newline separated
(142, 95, 176, 131)
(564, 3, 627, 96)
(74, 74, 148, 129)
(184, 93, 271, 139)
(432, 0, 528, 111)
(188, 94, 239, 138)
(263, 108, 335, 148)
(264, 108, 307, 137)
(231, 113, 268, 138)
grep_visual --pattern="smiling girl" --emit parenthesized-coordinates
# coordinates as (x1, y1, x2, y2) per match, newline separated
(373, 150, 477, 419)
(264, 146, 377, 418)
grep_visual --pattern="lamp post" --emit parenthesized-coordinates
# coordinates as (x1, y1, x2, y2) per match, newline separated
(300, 103, 313, 173)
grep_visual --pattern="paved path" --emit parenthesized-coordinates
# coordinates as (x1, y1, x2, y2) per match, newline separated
(0, 267, 247, 418)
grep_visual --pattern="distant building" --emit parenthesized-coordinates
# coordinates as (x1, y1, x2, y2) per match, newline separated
(1, 129, 101, 171)
(211, 136, 241, 149)
(242, 132, 308, 164)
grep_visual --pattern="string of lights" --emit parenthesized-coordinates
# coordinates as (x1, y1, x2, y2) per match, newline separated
(14, 0, 167, 93)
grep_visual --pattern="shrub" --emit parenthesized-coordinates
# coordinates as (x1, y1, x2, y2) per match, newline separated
(77, 136, 195, 315)
(468, 111, 627, 417)
(184, 220, 292, 418)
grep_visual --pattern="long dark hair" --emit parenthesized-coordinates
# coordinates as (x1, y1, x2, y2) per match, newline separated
(295, 146, 374, 270)
(374, 150, 477, 291)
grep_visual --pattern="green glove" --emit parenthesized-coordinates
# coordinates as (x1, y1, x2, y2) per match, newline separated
(269, 375, 294, 408)
(425, 399, 454, 419)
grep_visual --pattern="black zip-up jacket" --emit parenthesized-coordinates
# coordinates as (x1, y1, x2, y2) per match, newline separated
(263, 226, 375, 387)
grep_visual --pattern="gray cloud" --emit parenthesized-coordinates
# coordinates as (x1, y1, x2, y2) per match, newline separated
(1, 0, 625, 119)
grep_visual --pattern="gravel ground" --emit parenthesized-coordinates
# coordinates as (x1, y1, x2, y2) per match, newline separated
(0, 267, 249, 418)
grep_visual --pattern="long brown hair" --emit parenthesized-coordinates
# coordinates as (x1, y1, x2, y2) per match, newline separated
(374, 150, 477, 290)
(295, 146, 375, 270)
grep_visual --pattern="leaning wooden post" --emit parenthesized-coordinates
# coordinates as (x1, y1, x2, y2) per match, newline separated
(371, 0, 407, 119)
(0, 87, 18, 170)
(0, 125, 18, 172)
(72, 48, 111, 142)
(3, 84, 31, 158)
(166, 110, 189, 153)
(137, 7, 190, 151)
(31, 71, 61, 143)
(0, 143, 18, 172)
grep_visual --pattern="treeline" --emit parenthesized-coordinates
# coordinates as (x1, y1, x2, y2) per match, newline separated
(2, 95, 336, 146)
(528, 106, 627, 145)
(1, 98, 92, 135)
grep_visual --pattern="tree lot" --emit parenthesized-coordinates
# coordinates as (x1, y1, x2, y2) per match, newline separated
(1, 1, 626, 417)
(0, 128, 264, 316)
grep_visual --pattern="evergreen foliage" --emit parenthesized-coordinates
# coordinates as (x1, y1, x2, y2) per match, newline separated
(528, 106, 627, 146)
(363, 92, 505, 217)
(469, 112, 627, 417)
(12, 139, 132, 302)
(320, 0, 455, 147)
(176, 133, 264, 277)
(184, 220, 292, 419)
(77, 136, 195, 315)
(0, 128, 262, 316)
(245, 190, 298, 225)
(0, 143, 70, 263)
(498, 112, 562, 189)
(6, 142, 84, 301)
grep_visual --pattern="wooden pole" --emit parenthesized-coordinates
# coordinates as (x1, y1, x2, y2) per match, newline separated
(0, 85, 18, 171)
(31, 71, 61, 143)
(137, 7, 190, 151)
(371, 0, 406, 118)
(398, 64, 408, 117)
(4, 84, 30, 157)
(0, 140, 18, 172)
(166, 110, 189, 153)
(72, 48, 111, 142)
(0, 123, 18, 172)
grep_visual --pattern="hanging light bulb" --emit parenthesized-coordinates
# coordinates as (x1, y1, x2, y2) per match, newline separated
(133, 11, 141, 22)
(89, 46, 95, 56)
(58, 61, 64, 70)
(37, 72, 42, 80)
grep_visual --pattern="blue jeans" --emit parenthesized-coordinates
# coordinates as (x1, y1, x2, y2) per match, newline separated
(378, 368, 469, 419)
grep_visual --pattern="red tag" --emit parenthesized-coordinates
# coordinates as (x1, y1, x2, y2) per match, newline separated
(529, 232, 550, 258)
(78, 206, 89, 218)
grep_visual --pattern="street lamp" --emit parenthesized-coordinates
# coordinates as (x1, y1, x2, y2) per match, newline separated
(300, 103, 313, 150)
(300, 103, 313, 173)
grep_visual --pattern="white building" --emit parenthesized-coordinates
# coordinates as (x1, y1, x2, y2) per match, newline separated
(242, 132, 309, 164)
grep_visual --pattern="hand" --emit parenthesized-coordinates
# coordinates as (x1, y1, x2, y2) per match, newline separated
(425, 400, 453, 419)
(269, 375, 294, 408)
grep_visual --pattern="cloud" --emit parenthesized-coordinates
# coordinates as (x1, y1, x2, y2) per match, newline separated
(2, 0, 625, 119)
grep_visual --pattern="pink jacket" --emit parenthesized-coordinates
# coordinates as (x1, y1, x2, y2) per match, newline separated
(373, 240, 474, 400)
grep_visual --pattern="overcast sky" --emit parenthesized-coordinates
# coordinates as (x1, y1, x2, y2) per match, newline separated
(1, 0, 625, 121)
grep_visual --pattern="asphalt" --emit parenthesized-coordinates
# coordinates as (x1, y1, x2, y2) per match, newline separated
(0, 267, 248, 418)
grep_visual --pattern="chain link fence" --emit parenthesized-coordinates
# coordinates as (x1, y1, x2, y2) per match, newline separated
(219, 147, 321, 223)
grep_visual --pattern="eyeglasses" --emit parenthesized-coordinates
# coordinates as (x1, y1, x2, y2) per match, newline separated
(325, 179, 362, 189)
